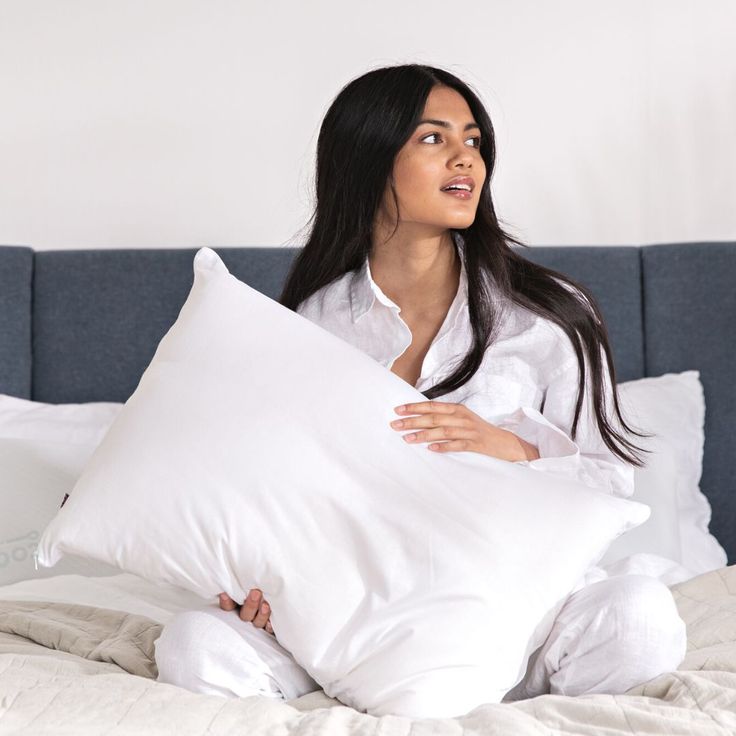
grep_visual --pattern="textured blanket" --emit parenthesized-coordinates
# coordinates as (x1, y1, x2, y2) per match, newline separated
(1, 566, 735, 735)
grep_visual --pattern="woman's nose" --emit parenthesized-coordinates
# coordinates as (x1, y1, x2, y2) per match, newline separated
(449, 142, 473, 168)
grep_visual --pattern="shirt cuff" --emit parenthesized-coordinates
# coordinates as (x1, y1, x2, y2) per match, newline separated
(496, 406, 635, 498)
(497, 406, 579, 461)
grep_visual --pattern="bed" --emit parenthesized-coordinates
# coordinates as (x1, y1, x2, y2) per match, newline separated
(1, 240, 735, 734)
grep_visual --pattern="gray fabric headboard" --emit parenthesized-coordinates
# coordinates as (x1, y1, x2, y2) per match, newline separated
(1, 242, 734, 562)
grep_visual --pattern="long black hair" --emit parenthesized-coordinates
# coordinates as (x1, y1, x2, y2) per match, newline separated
(279, 63, 650, 467)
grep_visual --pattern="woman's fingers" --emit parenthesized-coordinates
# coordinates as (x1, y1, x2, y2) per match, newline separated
(252, 600, 271, 629)
(239, 588, 264, 623)
(390, 405, 470, 444)
(221, 588, 273, 633)
(218, 593, 237, 611)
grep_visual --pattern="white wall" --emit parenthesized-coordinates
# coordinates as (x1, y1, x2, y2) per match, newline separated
(0, 0, 734, 250)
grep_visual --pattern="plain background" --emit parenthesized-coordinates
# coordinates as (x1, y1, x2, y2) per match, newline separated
(0, 0, 734, 251)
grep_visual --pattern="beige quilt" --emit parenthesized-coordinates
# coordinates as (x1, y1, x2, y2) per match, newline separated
(0, 566, 735, 735)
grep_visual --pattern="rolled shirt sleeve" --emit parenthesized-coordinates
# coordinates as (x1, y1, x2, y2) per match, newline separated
(496, 347, 636, 500)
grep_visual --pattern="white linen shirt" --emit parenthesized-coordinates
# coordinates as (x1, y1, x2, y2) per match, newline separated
(296, 235, 635, 501)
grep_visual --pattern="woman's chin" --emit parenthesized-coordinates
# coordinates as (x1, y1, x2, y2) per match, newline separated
(443, 214, 477, 229)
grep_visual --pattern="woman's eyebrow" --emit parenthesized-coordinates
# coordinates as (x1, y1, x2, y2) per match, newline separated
(416, 119, 480, 131)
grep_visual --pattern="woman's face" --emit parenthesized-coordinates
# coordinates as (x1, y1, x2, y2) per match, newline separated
(376, 85, 487, 236)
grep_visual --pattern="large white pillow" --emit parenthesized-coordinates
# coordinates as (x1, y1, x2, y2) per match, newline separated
(0, 395, 122, 584)
(601, 371, 727, 575)
(37, 247, 649, 719)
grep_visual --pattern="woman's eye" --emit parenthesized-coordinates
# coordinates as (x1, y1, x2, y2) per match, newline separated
(421, 132, 481, 148)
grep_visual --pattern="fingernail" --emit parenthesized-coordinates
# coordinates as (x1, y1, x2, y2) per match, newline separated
(262, 603, 269, 611)
(249, 590, 260, 601)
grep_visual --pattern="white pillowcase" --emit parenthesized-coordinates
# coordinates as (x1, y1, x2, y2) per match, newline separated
(601, 371, 727, 575)
(0, 394, 121, 446)
(0, 395, 122, 584)
(37, 247, 649, 719)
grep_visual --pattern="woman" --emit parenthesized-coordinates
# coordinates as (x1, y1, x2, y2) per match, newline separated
(155, 63, 686, 704)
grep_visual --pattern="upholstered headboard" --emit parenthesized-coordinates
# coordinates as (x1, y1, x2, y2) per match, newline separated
(1, 242, 734, 561)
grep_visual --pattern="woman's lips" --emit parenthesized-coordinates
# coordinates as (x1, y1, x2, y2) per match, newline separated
(441, 189, 473, 200)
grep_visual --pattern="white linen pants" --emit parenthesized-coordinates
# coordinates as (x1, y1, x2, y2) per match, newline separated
(154, 574, 687, 704)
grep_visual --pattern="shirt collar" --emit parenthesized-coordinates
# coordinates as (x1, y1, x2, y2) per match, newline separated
(349, 232, 469, 324)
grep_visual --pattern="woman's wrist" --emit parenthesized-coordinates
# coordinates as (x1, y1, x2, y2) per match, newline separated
(495, 428, 540, 462)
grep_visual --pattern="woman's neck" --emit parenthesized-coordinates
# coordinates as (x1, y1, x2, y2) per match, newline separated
(368, 230, 460, 319)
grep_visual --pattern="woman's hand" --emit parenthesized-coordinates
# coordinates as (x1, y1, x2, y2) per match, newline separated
(218, 589, 274, 635)
(390, 401, 540, 462)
